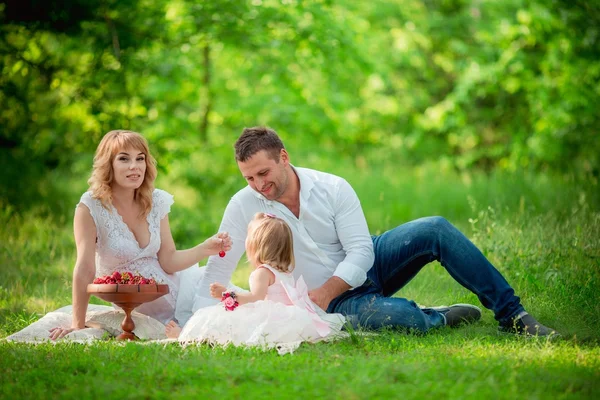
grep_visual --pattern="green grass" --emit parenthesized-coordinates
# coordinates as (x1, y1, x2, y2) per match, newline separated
(1, 334, 599, 399)
(1, 156, 599, 399)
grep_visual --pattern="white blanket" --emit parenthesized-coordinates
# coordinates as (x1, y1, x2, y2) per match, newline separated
(5, 305, 167, 343)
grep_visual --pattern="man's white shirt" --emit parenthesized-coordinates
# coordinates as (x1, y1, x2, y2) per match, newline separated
(192, 166, 375, 312)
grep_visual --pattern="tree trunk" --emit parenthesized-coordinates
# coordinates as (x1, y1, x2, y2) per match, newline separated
(200, 43, 211, 143)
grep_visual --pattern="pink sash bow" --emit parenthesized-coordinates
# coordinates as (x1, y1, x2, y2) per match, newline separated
(282, 276, 331, 337)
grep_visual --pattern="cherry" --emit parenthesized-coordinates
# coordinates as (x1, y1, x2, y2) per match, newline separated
(219, 250, 226, 258)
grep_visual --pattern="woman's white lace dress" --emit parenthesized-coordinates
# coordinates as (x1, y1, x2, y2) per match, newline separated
(79, 189, 180, 324)
(178, 265, 346, 354)
(5, 189, 200, 342)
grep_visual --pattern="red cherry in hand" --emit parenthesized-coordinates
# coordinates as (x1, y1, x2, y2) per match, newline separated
(219, 250, 226, 258)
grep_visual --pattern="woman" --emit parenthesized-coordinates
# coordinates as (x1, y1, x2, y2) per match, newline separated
(47, 130, 231, 340)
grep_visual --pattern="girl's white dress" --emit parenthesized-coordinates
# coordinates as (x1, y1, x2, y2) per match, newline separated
(178, 265, 346, 354)
(5, 189, 206, 342)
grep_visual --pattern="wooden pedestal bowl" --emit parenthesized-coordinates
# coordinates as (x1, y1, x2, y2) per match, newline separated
(87, 283, 169, 340)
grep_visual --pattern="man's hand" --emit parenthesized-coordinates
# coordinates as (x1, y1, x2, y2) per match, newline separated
(210, 282, 228, 299)
(308, 286, 335, 311)
(308, 276, 351, 312)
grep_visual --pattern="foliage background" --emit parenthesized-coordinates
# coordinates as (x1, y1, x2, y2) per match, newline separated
(1, 0, 599, 216)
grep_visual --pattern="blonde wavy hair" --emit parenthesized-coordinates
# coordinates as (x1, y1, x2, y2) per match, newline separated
(246, 213, 295, 273)
(87, 130, 157, 217)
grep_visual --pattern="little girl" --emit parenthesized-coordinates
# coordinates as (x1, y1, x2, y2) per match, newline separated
(172, 212, 346, 354)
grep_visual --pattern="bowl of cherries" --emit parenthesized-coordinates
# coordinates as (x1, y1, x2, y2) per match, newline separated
(87, 271, 169, 340)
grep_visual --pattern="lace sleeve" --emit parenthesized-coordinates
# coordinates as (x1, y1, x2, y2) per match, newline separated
(153, 189, 175, 220)
(77, 192, 99, 232)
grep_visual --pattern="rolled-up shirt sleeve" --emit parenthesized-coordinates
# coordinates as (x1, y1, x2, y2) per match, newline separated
(331, 179, 374, 288)
(192, 197, 249, 311)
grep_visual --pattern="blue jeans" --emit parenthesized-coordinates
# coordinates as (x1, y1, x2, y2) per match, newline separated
(327, 216, 524, 332)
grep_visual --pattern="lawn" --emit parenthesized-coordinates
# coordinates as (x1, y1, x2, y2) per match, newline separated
(1, 157, 599, 399)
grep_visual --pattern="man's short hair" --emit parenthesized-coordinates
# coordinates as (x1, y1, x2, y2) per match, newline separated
(235, 126, 285, 162)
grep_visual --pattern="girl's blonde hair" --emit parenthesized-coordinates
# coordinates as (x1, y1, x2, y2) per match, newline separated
(87, 130, 157, 217)
(246, 213, 295, 273)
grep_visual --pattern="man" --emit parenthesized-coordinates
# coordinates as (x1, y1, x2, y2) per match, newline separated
(193, 126, 557, 336)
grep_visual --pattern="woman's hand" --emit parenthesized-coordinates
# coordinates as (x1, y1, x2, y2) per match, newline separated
(48, 326, 80, 341)
(203, 232, 232, 256)
(210, 282, 228, 299)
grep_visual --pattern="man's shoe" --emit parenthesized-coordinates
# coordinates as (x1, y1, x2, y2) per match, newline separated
(498, 313, 560, 337)
(432, 303, 482, 327)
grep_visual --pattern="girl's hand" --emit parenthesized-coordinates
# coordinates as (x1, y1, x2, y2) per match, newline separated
(203, 232, 232, 256)
(49, 326, 79, 340)
(210, 282, 228, 299)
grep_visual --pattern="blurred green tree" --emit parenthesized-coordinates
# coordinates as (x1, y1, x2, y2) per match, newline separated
(1, 0, 598, 213)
